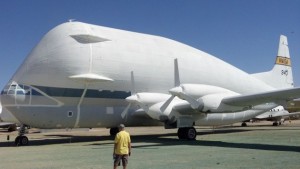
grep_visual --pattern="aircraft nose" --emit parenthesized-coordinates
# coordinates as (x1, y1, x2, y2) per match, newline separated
(0, 81, 27, 106)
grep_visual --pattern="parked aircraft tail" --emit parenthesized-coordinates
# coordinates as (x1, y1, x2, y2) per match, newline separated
(252, 35, 293, 89)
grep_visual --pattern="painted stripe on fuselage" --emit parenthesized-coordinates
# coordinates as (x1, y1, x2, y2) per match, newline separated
(32, 86, 131, 99)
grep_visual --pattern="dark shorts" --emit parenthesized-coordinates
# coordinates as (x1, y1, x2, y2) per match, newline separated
(114, 154, 129, 166)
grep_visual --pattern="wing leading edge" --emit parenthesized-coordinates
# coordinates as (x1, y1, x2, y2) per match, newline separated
(222, 87, 300, 107)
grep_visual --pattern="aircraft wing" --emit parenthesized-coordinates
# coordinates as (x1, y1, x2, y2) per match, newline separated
(0, 122, 14, 128)
(254, 111, 300, 121)
(172, 87, 300, 114)
(222, 87, 300, 107)
(286, 112, 300, 117)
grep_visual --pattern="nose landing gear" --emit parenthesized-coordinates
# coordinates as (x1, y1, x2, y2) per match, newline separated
(15, 124, 29, 146)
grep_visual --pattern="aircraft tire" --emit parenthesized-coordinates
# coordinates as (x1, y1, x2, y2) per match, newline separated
(177, 127, 197, 140)
(15, 136, 21, 146)
(14, 136, 29, 146)
(110, 128, 119, 136)
(15, 136, 29, 146)
(241, 122, 247, 127)
(177, 128, 186, 139)
(20, 136, 29, 145)
(186, 127, 197, 140)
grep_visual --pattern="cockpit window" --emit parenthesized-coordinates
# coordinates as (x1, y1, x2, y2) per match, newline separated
(16, 90, 25, 95)
(7, 90, 15, 95)
(2, 82, 31, 96)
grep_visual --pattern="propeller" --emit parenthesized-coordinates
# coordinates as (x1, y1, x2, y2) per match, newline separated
(160, 59, 180, 112)
(169, 86, 203, 109)
(160, 58, 203, 112)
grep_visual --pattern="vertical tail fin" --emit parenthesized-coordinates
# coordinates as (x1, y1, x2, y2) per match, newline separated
(252, 35, 294, 89)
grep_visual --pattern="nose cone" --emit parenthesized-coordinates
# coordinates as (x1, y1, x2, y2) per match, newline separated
(169, 86, 183, 96)
(125, 95, 138, 103)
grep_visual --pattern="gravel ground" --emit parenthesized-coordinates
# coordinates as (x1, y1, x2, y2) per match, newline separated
(0, 120, 300, 169)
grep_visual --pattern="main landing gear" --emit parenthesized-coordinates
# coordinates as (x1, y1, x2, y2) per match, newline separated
(110, 127, 119, 136)
(15, 124, 29, 146)
(177, 127, 197, 140)
(272, 122, 281, 126)
(241, 122, 247, 127)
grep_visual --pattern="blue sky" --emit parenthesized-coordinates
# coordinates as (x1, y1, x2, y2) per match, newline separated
(1, 0, 299, 89)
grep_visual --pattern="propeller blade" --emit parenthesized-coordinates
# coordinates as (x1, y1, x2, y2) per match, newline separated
(160, 95, 175, 112)
(121, 103, 131, 119)
(180, 93, 202, 110)
(159, 58, 180, 112)
(130, 71, 136, 95)
(121, 71, 136, 119)
(169, 84, 203, 110)
(174, 58, 180, 87)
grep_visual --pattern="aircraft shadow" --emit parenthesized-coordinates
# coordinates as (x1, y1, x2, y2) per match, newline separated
(0, 128, 246, 147)
(0, 129, 299, 153)
(0, 135, 107, 147)
(131, 135, 300, 153)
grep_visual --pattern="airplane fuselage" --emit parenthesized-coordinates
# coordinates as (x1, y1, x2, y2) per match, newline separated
(1, 22, 278, 129)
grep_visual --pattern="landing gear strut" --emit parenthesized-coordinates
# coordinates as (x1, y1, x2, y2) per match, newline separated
(15, 124, 29, 146)
(177, 127, 197, 140)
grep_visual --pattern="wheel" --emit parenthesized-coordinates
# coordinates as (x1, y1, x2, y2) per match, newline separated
(186, 127, 197, 140)
(110, 127, 119, 136)
(177, 128, 186, 139)
(241, 122, 247, 127)
(177, 127, 197, 140)
(273, 122, 278, 126)
(14, 136, 29, 146)
(15, 136, 21, 146)
(20, 136, 29, 145)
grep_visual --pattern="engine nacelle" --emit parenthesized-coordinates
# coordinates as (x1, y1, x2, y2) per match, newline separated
(146, 99, 186, 122)
(147, 101, 173, 122)
(126, 92, 171, 109)
(180, 84, 237, 99)
(199, 93, 243, 113)
(170, 84, 245, 113)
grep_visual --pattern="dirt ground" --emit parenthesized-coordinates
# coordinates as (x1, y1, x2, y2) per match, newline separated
(0, 120, 300, 169)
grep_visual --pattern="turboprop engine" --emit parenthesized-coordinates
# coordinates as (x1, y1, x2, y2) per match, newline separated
(124, 92, 174, 119)
(144, 84, 241, 123)
(169, 84, 244, 113)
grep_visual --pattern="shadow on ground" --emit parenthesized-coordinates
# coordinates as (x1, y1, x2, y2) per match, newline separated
(1, 128, 299, 153)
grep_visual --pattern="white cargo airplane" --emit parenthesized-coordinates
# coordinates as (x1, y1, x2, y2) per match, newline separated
(241, 106, 300, 126)
(1, 21, 300, 145)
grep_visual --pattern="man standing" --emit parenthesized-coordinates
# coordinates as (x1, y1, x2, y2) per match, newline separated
(113, 124, 131, 169)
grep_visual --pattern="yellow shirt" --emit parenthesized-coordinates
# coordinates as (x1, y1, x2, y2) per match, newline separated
(114, 130, 131, 155)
